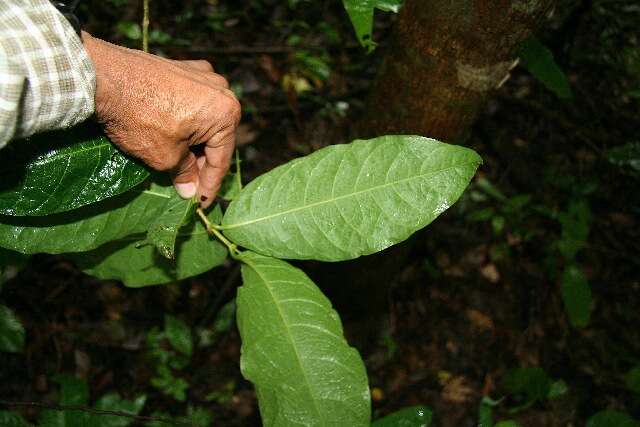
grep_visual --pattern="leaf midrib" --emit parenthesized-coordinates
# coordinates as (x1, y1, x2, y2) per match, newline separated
(242, 256, 325, 425)
(222, 161, 477, 230)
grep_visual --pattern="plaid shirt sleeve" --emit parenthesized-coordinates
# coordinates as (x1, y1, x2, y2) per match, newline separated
(0, 0, 96, 149)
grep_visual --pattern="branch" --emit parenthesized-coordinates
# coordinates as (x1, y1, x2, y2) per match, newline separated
(0, 400, 192, 426)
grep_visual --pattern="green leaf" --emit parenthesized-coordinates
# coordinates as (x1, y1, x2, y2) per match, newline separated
(0, 182, 175, 255)
(478, 399, 493, 427)
(587, 410, 640, 427)
(504, 367, 553, 405)
(182, 406, 214, 427)
(547, 379, 569, 399)
(561, 265, 592, 328)
(495, 422, 521, 427)
(0, 305, 25, 353)
(607, 142, 640, 174)
(0, 411, 31, 427)
(165, 315, 193, 357)
(556, 199, 591, 259)
(0, 248, 28, 288)
(93, 393, 146, 427)
(626, 365, 640, 394)
(39, 374, 90, 427)
(372, 406, 432, 427)
(342, 0, 402, 51)
(0, 124, 149, 216)
(518, 37, 573, 100)
(55, 374, 89, 405)
(71, 214, 227, 287)
(144, 195, 197, 259)
(222, 136, 481, 261)
(236, 251, 370, 426)
(219, 172, 242, 201)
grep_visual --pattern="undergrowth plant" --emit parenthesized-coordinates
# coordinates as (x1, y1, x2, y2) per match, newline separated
(0, 125, 481, 425)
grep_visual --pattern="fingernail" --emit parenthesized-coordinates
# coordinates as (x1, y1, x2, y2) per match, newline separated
(174, 182, 196, 199)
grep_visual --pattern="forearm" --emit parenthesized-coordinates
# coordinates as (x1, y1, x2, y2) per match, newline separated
(0, 0, 95, 148)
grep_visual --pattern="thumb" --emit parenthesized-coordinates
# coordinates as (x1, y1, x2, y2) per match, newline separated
(172, 152, 199, 199)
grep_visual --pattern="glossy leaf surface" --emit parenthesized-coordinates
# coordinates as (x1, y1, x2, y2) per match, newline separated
(73, 210, 226, 287)
(372, 406, 432, 427)
(0, 183, 174, 255)
(236, 251, 370, 426)
(222, 136, 481, 261)
(0, 124, 149, 216)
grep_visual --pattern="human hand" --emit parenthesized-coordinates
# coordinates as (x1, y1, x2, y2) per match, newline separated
(82, 32, 240, 208)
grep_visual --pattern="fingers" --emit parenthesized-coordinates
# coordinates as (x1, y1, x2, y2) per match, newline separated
(197, 128, 236, 209)
(171, 152, 200, 199)
(177, 59, 230, 88)
(179, 59, 215, 73)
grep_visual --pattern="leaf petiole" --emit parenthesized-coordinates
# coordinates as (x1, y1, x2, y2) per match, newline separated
(196, 207, 241, 258)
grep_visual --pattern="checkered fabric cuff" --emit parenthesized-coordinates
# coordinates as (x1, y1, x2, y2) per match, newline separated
(0, 0, 96, 148)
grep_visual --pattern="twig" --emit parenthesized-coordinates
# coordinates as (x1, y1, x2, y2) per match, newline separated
(0, 400, 192, 426)
(142, 0, 149, 52)
(181, 42, 364, 55)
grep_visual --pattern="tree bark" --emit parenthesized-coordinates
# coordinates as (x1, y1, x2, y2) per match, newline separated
(321, 0, 557, 354)
(361, 0, 556, 141)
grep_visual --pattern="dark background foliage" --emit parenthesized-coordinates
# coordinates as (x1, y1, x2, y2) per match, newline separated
(1, 0, 639, 425)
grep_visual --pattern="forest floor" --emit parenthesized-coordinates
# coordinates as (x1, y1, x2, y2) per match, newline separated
(1, 0, 640, 426)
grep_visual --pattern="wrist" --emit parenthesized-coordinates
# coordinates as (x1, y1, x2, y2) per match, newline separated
(81, 32, 120, 122)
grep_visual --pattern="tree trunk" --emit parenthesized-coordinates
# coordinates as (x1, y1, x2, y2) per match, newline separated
(320, 0, 557, 354)
(361, 0, 556, 141)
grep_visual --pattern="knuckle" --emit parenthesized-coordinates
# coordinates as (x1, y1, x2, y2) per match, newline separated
(216, 75, 230, 89)
(150, 151, 181, 172)
(225, 96, 242, 124)
(198, 60, 214, 72)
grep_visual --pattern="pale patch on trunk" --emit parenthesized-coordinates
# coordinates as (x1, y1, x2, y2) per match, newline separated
(456, 59, 519, 92)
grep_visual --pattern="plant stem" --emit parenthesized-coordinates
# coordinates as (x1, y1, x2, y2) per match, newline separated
(196, 208, 240, 258)
(142, 0, 149, 52)
(235, 149, 243, 190)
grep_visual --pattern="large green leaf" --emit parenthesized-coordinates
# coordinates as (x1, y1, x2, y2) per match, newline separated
(236, 251, 370, 426)
(0, 304, 25, 353)
(72, 209, 227, 287)
(0, 124, 149, 216)
(222, 136, 481, 261)
(342, 0, 402, 51)
(0, 182, 176, 255)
